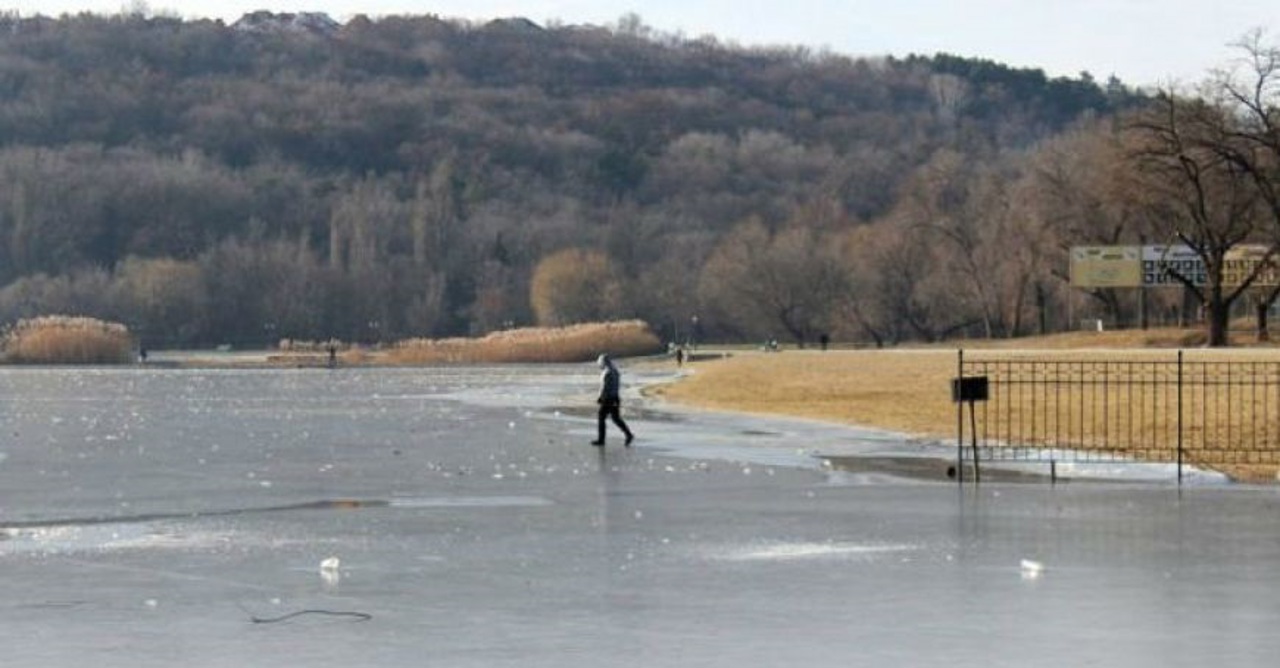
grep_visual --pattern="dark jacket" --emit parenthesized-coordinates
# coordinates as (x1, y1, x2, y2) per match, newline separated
(598, 355, 620, 404)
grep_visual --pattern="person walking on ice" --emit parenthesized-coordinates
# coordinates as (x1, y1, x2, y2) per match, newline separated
(592, 353, 634, 447)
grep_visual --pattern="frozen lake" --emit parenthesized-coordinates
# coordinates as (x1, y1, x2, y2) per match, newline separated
(2, 364, 1280, 667)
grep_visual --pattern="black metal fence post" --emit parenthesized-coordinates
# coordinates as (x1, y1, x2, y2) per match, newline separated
(956, 349, 964, 484)
(953, 350, 991, 485)
(1177, 349, 1184, 485)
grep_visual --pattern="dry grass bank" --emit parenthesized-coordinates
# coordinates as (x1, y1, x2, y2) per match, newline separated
(385, 320, 662, 364)
(654, 349, 959, 439)
(654, 328, 1280, 482)
(2, 316, 134, 364)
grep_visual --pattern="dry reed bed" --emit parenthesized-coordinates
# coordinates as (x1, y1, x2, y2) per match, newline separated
(2, 315, 134, 364)
(385, 320, 662, 364)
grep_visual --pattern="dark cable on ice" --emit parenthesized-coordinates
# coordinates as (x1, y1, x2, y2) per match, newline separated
(239, 603, 372, 624)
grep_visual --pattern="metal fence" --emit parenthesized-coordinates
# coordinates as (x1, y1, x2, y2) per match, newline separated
(955, 350, 1280, 483)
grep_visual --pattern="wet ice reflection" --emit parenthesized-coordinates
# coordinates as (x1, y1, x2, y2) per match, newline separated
(1, 523, 239, 555)
(2, 365, 1280, 667)
(712, 541, 919, 562)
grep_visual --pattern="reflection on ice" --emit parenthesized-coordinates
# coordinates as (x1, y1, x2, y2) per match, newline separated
(6, 365, 1280, 668)
(0, 493, 555, 556)
(387, 496, 553, 508)
(712, 541, 918, 562)
(319, 556, 342, 587)
(0, 523, 238, 555)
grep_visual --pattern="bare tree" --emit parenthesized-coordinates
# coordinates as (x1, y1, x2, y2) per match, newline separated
(114, 256, 209, 346)
(698, 218, 848, 346)
(840, 224, 925, 346)
(1026, 119, 1152, 328)
(1207, 32, 1280, 338)
(840, 219, 981, 345)
(1127, 89, 1269, 346)
(898, 150, 1042, 339)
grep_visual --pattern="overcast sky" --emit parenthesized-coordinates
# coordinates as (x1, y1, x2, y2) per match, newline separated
(6, 0, 1278, 87)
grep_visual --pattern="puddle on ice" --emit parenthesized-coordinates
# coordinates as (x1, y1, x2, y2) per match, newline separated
(0, 524, 238, 555)
(710, 541, 919, 562)
(387, 496, 553, 509)
(0, 495, 553, 555)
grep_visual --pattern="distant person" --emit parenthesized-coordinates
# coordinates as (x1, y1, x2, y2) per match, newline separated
(592, 353, 634, 447)
(819, 333, 829, 351)
(327, 343, 338, 369)
(675, 346, 685, 367)
(138, 346, 148, 364)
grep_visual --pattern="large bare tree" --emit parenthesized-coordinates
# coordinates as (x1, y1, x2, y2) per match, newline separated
(1126, 33, 1280, 346)
(697, 218, 847, 346)
(1027, 120, 1155, 328)
(1211, 32, 1280, 339)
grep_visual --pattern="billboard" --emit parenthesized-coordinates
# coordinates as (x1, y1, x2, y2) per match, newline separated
(1070, 244, 1280, 289)
(1224, 245, 1280, 288)
(1142, 245, 1204, 287)
(1069, 246, 1142, 288)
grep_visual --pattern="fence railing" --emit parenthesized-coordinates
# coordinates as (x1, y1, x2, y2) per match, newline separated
(955, 350, 1280, 483)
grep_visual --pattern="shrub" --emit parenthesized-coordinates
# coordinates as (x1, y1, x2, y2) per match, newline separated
(529, 249, 622, 326)
(2, 315, 134, 364)
(387, 320, 662, 364)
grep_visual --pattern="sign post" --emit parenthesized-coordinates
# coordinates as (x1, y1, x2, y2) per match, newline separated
(952, 351, 989, 484)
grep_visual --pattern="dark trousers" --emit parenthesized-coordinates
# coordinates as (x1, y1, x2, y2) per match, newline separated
(597, 400, 633, 443)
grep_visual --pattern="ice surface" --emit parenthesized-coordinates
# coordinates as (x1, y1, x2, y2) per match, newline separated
(1, 364, 1279, 667)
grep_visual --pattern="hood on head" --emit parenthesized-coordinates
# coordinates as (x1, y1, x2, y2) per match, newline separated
(597, 354, 611, 368)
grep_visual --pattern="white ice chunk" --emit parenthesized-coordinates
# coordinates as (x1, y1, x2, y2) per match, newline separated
(320, 556, 342, 586)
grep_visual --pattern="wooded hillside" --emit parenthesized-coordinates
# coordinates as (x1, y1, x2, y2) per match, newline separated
(0, 11, 1144, 347)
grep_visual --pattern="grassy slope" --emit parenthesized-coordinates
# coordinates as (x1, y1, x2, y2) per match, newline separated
(654, 349, 959, 440)
(651, 328, 1280, 481)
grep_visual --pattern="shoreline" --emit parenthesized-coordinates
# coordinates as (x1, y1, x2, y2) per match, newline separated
(5, 346, 1267, 483)
(646, 348, 958, 441)
(643, 348, 1277, 484)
